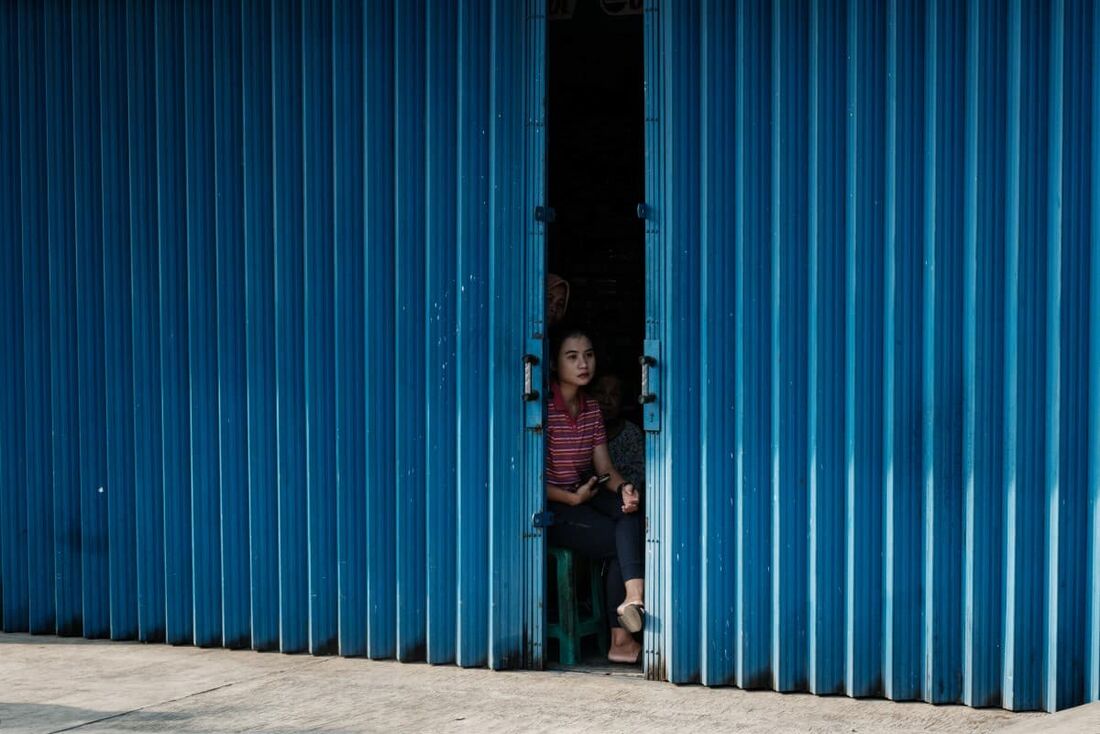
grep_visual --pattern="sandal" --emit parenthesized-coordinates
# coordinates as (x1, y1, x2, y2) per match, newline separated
(617, 601, 645, 633)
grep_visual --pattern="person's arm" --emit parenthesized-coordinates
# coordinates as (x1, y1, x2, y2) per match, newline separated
(546, 476, 599, 506)
(592, 443, 626, 493)
(592, 443, 640, 513)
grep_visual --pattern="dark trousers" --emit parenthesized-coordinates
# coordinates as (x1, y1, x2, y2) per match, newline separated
(548, 489, 644, 630)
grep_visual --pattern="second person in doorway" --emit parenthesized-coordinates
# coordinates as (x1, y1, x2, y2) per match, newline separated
(546, 273, 571, 327)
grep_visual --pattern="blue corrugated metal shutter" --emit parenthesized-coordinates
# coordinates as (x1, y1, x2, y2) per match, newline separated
(644, 0, 1100, 713)
(454, 0, 491, 667)
(425, 0, 458, 665)
(522, 0, 549, 669)
(487, 0, 546, 670)
(0, 0, 543, 672)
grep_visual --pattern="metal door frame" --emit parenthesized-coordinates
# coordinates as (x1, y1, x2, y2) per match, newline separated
(522, 0, 548, 669)
(641, 0, 667, 682)
(526, 0, 659, 675)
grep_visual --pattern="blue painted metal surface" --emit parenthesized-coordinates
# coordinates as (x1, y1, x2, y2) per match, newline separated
(807, 0, 848, 697)
(99, 0, 138, 643)
(487, 0, 528, 670)
(771, 0, 810, 695)
(1003, 0, 1050, 711)
(0, 0, 542, 658)
(303, 0, 338, 657)
(1, 0, 1098, 716)
(642, 0, 667, 684)
(363, 0, 397, 660)
(395, 0, 428, 664)
(700, 0, 734, 689)
(523, 0, 548, 669)
(425, 0, 458, 667)
(1091, 0, 1100, 699)
(0, 0, 29, 635)
(1091, 0, 1100, 705)
(333, 0, 367, 659)
(961, 0, 1008, 706)
(72, 0, 109, 641)
(662, 0, 703, 688)
(127, 0, 167, 644)
(739, 0, 773, 691)
(155, 0, 194, 647)
(646, 0, 1100, 713)
(212, 0, 250, 651)
(271, 0, 307, 655)
(455, 0, 491, 669)
(45, 0, 81, 639)
(241, 0, 277, 652)
(885, 0, 925, 702)
(184, 0, 222, 650)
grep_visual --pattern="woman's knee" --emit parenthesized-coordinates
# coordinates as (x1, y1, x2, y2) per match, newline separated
(614, 511, 643, 536)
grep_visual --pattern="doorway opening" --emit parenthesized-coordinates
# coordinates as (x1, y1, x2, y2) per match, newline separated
(545, 0, 646, 674)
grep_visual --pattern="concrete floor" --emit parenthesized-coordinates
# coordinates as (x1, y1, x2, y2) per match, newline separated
(2, 633, 1094, 733)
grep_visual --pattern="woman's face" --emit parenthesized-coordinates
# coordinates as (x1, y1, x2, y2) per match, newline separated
(547, 285, 568, 326)
(556, 335, 596, 388)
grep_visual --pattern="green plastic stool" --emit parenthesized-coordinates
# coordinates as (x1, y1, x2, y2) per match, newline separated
(546, 546, 609, 665)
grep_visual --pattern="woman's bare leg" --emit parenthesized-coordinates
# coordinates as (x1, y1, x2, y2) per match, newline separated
(608, 579, 645, 663)
(608, 627, 642, 663)
(619, 578, 644, 608)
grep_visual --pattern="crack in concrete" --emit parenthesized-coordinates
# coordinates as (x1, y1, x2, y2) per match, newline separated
(46, 657, 333, 734)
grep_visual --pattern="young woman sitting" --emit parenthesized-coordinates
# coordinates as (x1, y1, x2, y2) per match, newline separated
(544, 324, 645, 664)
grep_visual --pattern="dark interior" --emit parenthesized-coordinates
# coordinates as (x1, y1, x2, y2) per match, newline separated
(546, 0, 645, 670)
(547, 0, 644, 415)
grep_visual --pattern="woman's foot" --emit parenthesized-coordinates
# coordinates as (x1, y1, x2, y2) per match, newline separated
(616, 599, 645, 633)
(608, 632, 642, 664)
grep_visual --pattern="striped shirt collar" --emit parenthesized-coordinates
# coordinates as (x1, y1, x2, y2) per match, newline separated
(550, 380, 587, 425)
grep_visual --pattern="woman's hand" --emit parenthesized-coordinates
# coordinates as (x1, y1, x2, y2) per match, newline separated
(572, 476, 599, 505)
(621, 483, 640, 514)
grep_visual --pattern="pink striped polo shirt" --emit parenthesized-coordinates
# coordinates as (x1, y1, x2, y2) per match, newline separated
(545, 381, 607, 487)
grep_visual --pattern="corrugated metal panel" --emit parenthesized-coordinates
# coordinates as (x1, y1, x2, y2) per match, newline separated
(646, 0, 1100, 712)
(213, 0, 250, 652)
(454, 0, 491, 669)
(665, 0, 703, 688)
(425, 0, 458, 666)
(0, 0, 27, 636)
(523, 0, 548, 669)
(395, 0, 427, 663)
(1090, 0, 1100, 701)
(962, 0, 1006, 705)
(21, 0, 55, 638)
(72, 0, 110, 642)
(487, 0, 541, 670)
(700, 0, 734, 689)
(642, 0, 667, 683)
(807, 0, 848, 697)
(0, 0, 541, 670)
(885, 0, 923, 702)
(303, 0, 337, 657)
(332, 0, 367, 659)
